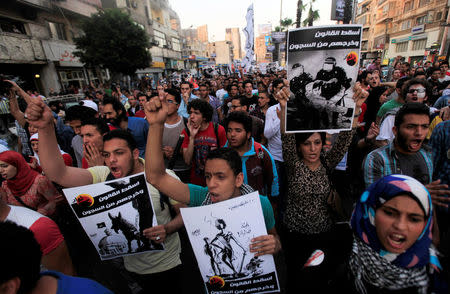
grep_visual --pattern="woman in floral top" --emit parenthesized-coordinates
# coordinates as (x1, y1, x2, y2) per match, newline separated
(0, 151, 61, 216)
(276, 81, 368, 293)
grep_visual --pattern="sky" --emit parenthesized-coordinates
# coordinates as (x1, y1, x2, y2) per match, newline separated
(169, 0, 336, 42)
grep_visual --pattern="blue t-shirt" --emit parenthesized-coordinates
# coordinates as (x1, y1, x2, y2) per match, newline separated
(41, 271, 113, 294)
(127, 116, 149, 157)
(187, 184, 275, 231)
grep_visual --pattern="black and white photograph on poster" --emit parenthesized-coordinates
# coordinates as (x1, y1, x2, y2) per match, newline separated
(180, 192, 280, 294)
(62, 172, 164, 260)
(286, 25, 362, 133)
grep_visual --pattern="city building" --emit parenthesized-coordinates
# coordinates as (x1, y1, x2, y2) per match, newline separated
(181, 26, 210, 73)
(388, 0, 447, 65)
(225, 27, 242, 61)
(356, 0, 448, 66)
(197, 24, 208, 43)
(102, 0, 184, 81)
(207, 41, 233, 65)
(0, 0, 105, 95)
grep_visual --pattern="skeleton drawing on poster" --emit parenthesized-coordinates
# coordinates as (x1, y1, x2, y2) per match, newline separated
(63, 172, 164, 260)
(181, 192, 280, 294)
(286, 25, 362, 133)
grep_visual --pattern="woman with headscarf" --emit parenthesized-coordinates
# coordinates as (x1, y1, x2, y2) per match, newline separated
(0, 151, 62, 216)
(29, 133, 73, 172)
(334, 174, 443, 293)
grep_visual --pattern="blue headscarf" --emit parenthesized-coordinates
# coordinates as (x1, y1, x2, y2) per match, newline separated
(351, 174, 440, 269)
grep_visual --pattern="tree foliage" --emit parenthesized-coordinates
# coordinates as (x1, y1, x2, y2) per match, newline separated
(302, 0, 320, 27)
(74, 9, 151, 76)
(276, 18, 293, 32)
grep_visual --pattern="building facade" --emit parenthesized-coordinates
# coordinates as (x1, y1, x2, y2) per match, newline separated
(102, 0, 184, 81)
(225, 27, 242, 61)
(356, 0, 448, 66)
(0, 0, 104, 95)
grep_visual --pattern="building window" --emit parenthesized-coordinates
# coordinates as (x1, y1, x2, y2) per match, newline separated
(172, 38, 181, 51)
(153, 30, 166, 47)
(48, 21, 67, 40)
(401, 20, 411, 30)
(396, 41, 408, 52)
(404, 1, 413, 13)
(412, 38, 427, 51)
(436, 12, 443, 21)
(419, 0, 430, 7)
(416, 15, 427, 25)
(0, 17, 26, 34)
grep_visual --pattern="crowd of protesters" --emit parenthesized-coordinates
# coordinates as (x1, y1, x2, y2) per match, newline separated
(0, 56, 449, 294)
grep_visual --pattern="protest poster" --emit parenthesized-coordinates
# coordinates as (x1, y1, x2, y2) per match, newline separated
(63, 172, 163, 260)
(180, 192, 280, 294)
(286, 25, 362, 133)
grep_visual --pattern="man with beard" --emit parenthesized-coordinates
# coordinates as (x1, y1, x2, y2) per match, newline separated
(364, 103, 450, 208)
(243, 80, 259, 114)
(102, 97, 148, 157)
(24, 98, 184, 294)
(223, 111, 278, 198)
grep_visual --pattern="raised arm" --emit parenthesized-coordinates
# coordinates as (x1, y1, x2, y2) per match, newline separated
(25, 98, 93, 187)
(144, 96, 191, 204)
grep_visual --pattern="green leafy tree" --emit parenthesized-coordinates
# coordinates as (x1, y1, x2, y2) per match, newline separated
(302, 0, 320, 27)
(74, 9, 151, 77)
(276, 18, 293, 32)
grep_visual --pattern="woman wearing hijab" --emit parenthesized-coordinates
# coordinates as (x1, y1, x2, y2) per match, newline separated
(0, 151, 62, 216)
(29, 133, 73, 172)
(335, 174, 443, 293)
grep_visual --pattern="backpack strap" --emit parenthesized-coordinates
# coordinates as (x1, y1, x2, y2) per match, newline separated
(213, 123, 219, 146)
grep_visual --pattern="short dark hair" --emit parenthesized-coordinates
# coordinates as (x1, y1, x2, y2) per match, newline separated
(136, 92, 148, 100)
(180, 81, 193, 88)
(294, 132, 326, 158)
(272, 79, 284, 90)
(187, 99, 213, 122)
(402, 62, 410, 69)
(396, 76, 411, 90)
(165, 88, 181, 104)
(102, 97, 127, 121)
(81, 117, 109, 135)
(65, 105, 97, 122)
(243, 80, 253, 88)
(224, 111, 252, 134)
(440, 60, 449, 66)
(394, 103, 430, 128)
(103, 129, 137, 151)
(413, 71, 427, 78)
(0, 221, 42, 293)
(231, 96, 248, 110)
(206, 148, 242, 176)
(431, 67, 441, 74)
(402, 78, 430, 99)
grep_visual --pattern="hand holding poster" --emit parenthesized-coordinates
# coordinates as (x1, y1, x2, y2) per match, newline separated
(63, 172, 163, 260)
(181, 192, 280, 294)
(286, 25, 362, 133)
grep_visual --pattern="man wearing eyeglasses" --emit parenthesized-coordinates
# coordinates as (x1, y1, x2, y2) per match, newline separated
(178, 81, 198, 119)
(376, 78, 435, 145)
(162, 88, 191, 182)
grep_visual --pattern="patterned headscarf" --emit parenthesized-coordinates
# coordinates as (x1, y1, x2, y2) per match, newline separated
(349, 175, 440, 293)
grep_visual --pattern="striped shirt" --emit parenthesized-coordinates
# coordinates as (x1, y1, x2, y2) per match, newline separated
(363, 141, 433, 188)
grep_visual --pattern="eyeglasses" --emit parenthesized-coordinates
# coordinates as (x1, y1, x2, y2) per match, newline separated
(166, 99, 178, 105)
(407, 88, 426, 94)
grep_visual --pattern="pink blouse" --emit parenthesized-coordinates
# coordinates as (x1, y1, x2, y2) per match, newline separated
(1, 174, 62, 216)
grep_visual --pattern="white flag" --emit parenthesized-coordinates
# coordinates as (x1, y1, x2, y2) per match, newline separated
(242, 4, 254, 74)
